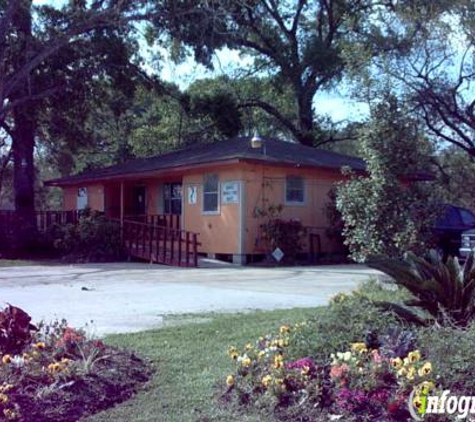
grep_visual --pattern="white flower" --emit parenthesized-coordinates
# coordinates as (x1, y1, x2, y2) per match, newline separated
(11, 356, 25, 368)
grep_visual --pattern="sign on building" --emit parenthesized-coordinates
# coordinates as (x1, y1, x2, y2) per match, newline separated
(221, 181, 239, 204)
(188, 186, 197, 205)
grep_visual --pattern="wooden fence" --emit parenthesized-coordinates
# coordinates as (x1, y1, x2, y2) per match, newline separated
(0, 210, 81, 233)
(121, 219, 200, 267)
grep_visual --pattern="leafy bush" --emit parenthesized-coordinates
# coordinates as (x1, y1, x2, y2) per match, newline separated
(260, 218, 307, 263)
(254, 204, 307, 263)
(289, 288, 401, 361)
(335, 97, 437, 262)
(417, 323, 475, 394)
(0, 305, 37, 355)
(49, 209, 125, 262)
(0, 305, 152, 422)
(369, 251, 475, 327)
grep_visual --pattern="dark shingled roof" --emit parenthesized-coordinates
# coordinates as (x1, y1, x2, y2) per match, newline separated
(46, 136, 366, 186)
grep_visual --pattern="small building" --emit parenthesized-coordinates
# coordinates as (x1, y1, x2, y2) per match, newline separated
(46, 136, 365, 264)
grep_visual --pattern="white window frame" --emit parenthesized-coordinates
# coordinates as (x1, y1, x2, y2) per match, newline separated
(77, 187, 88, 210)
(202, 173, 220, 215)
(285, 176, 306, 206)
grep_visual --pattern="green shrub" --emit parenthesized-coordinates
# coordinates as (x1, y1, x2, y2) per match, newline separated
(418, 324, 475, 394)
(289, 288, 401, 361)
(369, 251, 475, 327)
(255, 204, 307, 263)
(49, 209, 125, 262)
(335, 97, 437, 262)
(260, 218, 306, 263)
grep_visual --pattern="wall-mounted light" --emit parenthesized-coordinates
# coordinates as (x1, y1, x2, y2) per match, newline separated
(251, 132, 263, 149)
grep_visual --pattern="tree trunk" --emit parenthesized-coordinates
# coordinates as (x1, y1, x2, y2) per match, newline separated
(12, 108, 36, 223)
(11, 0, 37, 234)
(296, 89, 315, 147)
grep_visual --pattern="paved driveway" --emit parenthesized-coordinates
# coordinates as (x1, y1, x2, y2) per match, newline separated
(0, 261, 379, 335)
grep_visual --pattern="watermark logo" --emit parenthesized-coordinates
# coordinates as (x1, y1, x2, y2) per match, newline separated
(408, 389, 475, 420)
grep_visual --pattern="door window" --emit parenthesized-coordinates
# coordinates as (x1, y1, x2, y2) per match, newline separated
(163, 183, 182, 215)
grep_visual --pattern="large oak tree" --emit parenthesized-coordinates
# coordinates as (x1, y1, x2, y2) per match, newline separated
(157, 0, 377, 146)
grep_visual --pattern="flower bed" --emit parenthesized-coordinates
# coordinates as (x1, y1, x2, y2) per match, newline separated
(223, 322, 437, 421)
(0, 305, 152, 421)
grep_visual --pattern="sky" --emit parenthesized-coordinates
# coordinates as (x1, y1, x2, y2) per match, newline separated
(33, 0, 369, 123)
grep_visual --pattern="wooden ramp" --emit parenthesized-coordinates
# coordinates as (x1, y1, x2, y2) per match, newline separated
(121, 220, 200, 267)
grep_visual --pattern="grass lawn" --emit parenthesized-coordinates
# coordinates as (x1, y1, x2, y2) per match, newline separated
(0, 259, 61, 267)
(87, 308, 319, 422)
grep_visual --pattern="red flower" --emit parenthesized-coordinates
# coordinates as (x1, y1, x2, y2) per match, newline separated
(56, 327, 84, 347)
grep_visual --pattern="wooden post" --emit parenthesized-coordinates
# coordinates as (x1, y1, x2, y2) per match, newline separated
(185, 232, 190, 267)
(177, 231, 182, 266)
(120, 181, 124, 226)
(193, 233, 198, 267)
(162, 227, 167, 262)
(170, 229, 175, 264)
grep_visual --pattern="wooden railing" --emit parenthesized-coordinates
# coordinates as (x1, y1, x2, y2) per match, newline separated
(120, 219, 200, 267)
(0, 210, 81, 233)
(123, 214, 181, 230)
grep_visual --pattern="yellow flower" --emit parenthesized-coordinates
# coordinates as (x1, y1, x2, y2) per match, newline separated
(60, 358, 71, 364)
(390, 357, 403, 369)
(3, 408, 17, 420)
(226, 375, 235, 387)
(408, 350, 421, 363)
(275, 378, 285, 389)
(417, 381, 435, 395)
(245, 343, 253, 351)
(0, 393, 8, 404)
(280, 325, 290, 334)
(350, 342, 367, 354)
(33, 342, 46, 350)
(277, 338, 289, 348)
(397, 367, 408, 377)
(262, 375, 272, 388)
(47, 362, 62, 373)
(413, 395, 424, 410)
(418, 362, 432, 377)
(407, 367, 417, 381)
(258, 350, 266, 359)
(0, 384, 13, 393)
(301, 365, 310, 376)
(331, 293, 348, 303)
(2, 355, 12, 364)
(274, 354, 284, 369)
(403, 357, 410, 367)
(241, 357, 252, 368)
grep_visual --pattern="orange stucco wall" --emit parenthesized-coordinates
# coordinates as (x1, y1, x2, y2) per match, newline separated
(240, 164, 345, 254)
(62, 184, 104, 212)
(182, 166, 242, 255)
(59, 162, 346, 256)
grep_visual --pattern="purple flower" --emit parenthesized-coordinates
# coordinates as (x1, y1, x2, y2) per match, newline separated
(369, 388, 391, 404)
(286, 357, 316, 371)
(335, 388, 369, 412)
